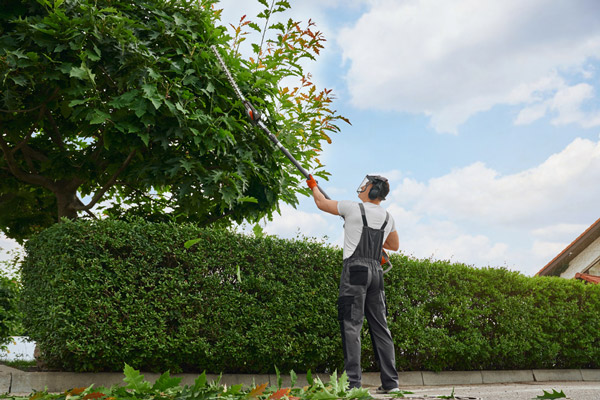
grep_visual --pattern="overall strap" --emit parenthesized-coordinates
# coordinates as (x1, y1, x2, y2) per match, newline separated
(358, 203, 368, 226)
(380, 212, 390, 230)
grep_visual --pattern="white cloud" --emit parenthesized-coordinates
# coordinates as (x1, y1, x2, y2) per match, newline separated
(391, 137, 600, 228)
(532, 240, 569, 260)
(338, 0, 600, 133)
(383, 137, 600, 274)
(262, 203, 336, 239)
(531, 223, 589, 241)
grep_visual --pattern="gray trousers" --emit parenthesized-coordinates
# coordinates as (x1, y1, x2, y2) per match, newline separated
(338, 258, 399, 389)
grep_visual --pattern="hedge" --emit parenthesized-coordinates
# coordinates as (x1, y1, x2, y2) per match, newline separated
(20, 219, 600, 372)
(0, 273, 19, 351)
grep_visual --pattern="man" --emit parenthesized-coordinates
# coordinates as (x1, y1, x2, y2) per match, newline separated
(306, 174, 400, 393)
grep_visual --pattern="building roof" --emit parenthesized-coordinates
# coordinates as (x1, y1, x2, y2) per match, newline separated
(575, 273, 600, 284)
(537, 217, 600, 276)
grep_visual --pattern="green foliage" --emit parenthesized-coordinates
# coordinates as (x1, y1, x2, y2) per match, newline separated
(0, 364, 372, 400)
(0, 0, 346, 241)
(21, 218, 343, 372)
(383, 257, 600, 372)
(534, 389, 567, 399)
(0, 270, 20, 349)
(20, 219, 600, 373)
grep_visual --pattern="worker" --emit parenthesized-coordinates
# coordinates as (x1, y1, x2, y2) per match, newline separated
(306, 174, 400, 393)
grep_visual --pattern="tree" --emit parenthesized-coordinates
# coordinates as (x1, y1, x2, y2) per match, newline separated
(0, 0, 347, 242)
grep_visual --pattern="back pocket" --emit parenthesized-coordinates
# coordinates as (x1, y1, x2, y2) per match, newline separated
(349, 265, 368, 285)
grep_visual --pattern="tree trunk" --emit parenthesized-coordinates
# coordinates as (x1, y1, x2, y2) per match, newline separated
(55, 187, 80, 221)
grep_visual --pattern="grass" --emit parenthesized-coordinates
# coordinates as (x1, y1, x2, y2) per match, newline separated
(0, 359, 37, 371)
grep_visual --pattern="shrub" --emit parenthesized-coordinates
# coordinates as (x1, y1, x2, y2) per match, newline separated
(383, 257, 600, 371)
(20, 219, 600, 372)
(0, 271, 20, 351)
(21, 218, 343, 372)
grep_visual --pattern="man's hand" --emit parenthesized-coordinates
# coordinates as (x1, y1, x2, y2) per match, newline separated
(307, 174, 318, 189)
(381, 250, 389, 266)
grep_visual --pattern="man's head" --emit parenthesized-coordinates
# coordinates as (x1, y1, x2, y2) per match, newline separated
(357, 175, 390, 202)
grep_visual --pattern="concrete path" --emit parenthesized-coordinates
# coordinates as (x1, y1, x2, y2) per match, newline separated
(370, 382, 600, 400)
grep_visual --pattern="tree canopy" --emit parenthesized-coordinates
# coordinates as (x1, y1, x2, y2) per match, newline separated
(0, 0, 347, 242)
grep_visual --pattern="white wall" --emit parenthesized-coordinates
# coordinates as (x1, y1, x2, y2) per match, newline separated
(0, 336, 35, 361)
(562, 235, 600, 279)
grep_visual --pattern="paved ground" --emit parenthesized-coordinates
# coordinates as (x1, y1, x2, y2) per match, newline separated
(369, 381, 600, 400)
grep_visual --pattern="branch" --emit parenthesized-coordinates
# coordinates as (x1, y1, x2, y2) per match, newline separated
(0, 131, 56, 190)
(76, 196, 98, 219)
(20, 143, 49, 163)
(90, 133, 105, 162)
(75, 149, 137, 211)
(45, 108, 65, 150)
(0, 87, 60, 113)
(12, 106, 46, 153)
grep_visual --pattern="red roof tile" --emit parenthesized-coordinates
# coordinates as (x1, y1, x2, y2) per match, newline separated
(575, 273, 600, 284)
(537, 217, 600, 276)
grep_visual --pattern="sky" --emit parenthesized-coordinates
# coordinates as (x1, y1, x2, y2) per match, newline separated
(2, 0, 600, 276)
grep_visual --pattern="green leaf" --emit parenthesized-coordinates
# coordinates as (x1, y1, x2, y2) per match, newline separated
(226, 384, 243, 395)
(123, 364, 152, 392)
(337, 371, 349, 393)
(193, 372, 207, 390)
(69, 99, 89, 107)
(275, 366, 282, 389)
(147, 67, 160, 79)
(139, 132, 150, 146)
(109, 90, 139, 108)
(290, 370, 297, 387)
(306, 370, 313, 386)
(184, 238, 202, 249)
(248, 22, 261, 33)
(69, 66, 87, 80)
(535, 389, 567, 399)
(239, 196, 258, 204)
(89, 110, 110, 125)
(9, 49, 27, 59)
(152, 371, 182, 391)
(142, 83, 162, 109)
(10, 75, 27, 86)
(252, 224, 264, 238)
(69, 63, 96, 84)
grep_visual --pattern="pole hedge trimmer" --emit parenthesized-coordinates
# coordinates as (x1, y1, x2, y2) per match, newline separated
(210, 45, 393, 272)
(210, 45, 330, 200)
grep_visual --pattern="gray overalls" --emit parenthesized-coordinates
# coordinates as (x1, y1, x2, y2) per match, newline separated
(338, 203, 399, 389)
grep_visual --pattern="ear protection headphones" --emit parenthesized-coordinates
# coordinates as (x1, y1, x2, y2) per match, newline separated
(357, 175, 389, 200)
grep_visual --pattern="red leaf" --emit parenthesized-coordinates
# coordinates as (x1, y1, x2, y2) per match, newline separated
(249, 383, 269, 398)
(67, 388, 86, 396)
(269, 388, 290, 400)
(83, 392, 106, 400)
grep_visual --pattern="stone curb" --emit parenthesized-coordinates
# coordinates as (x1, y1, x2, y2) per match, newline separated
(0, 369, 599, 394)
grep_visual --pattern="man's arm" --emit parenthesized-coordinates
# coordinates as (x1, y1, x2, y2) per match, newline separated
(383, 230, 399, 251)
(310, 185, 339, 215)
(307, 175, 339, 215)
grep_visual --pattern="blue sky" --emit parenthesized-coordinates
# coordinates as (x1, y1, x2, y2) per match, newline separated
(2, 0, 600, 277)
(220, 0, 600, 276)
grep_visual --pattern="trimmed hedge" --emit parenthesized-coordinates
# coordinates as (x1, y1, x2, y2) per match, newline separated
(21, 219, 600, 373)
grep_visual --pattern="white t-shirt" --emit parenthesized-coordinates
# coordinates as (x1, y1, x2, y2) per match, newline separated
(337, 200, 396, 260)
